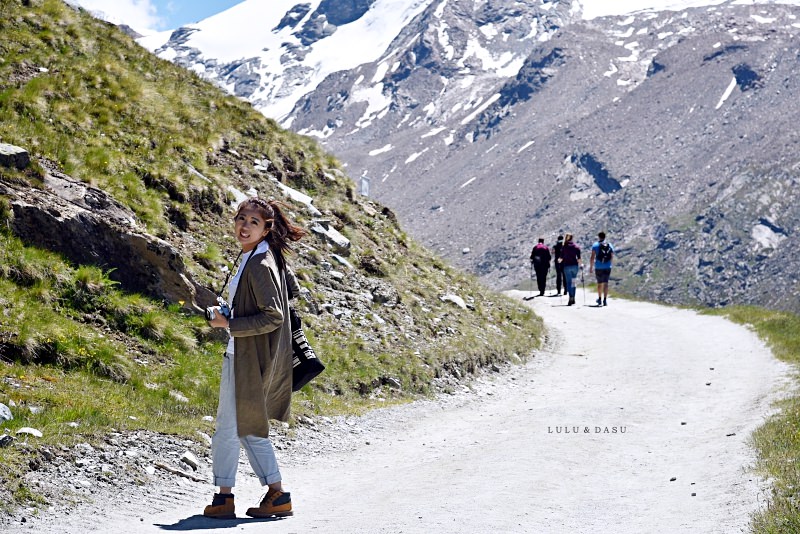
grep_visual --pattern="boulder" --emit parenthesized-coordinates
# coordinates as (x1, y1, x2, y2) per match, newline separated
(0, 403, 12, 422)
(310, 219, 351, 254)
(0, 143, 30, 170)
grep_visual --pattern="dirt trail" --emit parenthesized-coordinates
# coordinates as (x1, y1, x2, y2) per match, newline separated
(10, 289, 790, 533)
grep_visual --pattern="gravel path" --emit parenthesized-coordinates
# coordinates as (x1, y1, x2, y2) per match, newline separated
(3, 289, 790, 533)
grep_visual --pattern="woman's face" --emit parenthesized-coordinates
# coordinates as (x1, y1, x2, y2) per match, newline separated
(234, 206, 271, 251)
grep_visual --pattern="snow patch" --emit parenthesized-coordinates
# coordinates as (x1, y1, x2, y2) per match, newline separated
(617, 42, 641, 62)
(372, 61, 390, 84)
(422, 127, 447, 138)
(458, 36, 524, 77)
(579, 0, 727, 20)
(752, 224, 785, 249)
(716, 77, 738, 109)
(460, 93, 501, 125)
(424, 102, 437, 117)
(480, 23, 498, 39)
(437, 20, 455, 61)
(434, 0, 448, 18)
(298, 125, 335, 139)
(517, 140, 536, 153)
(614, 27, 635, 38)
(405, 148, 430, 164)
(353, 83, 391, 128)
(369, 144, 394, 156)
(524, 21, 539, 40)
(751, 14, 776, 23)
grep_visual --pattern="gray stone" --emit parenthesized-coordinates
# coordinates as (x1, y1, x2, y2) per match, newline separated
(0, 143, 30, 170)
(169, 391, 189, 403)
(310, 220, 351, 254)
(0, 403, 12, 422)
(180, 451, 200, 471)
(384, 377, 402, 390)
(16, 427, 43, 438)
(370, 281, 398, 305)
(331, 254, 354, 270)
(440, 294, 467, 310)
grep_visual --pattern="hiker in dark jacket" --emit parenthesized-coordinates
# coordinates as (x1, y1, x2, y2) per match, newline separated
(558, 233, 582, 306)
(529, 237, 552, 296)
(552, 235, 565, 295)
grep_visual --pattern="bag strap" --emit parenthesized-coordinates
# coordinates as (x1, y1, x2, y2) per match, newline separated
(213, 249, 243, 299)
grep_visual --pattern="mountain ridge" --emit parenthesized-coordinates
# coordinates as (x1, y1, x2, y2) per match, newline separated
(139, 0, 800, 312)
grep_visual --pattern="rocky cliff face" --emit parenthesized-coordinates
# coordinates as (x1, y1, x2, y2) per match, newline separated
(146, 0, 800, 312)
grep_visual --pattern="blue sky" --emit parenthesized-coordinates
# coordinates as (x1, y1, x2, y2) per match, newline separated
(70, 0, 243, 33)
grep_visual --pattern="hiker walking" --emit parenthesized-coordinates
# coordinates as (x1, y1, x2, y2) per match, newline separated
(203, 197, 305, 520)
(529, 237, 552, 296)
(552, 235, 565, 295)
(559, 233, 582, 306)
(589, 231, 615, 306)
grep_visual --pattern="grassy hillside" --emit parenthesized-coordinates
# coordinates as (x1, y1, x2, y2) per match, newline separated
(0, 0, 542, 511)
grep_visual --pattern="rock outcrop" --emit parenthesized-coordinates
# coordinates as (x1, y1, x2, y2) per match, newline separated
(0, 153, 214, 310)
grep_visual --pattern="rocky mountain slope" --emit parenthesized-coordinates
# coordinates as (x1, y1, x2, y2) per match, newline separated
(141, 0, 800, 312)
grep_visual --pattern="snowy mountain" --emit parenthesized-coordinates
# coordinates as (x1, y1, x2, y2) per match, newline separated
(139, 0, 800, 312)
(138, 0, 438, 121)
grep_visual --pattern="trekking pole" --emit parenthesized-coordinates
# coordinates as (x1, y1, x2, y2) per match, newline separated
(580, 265, 586, 305)
(530, 261, 536, 299)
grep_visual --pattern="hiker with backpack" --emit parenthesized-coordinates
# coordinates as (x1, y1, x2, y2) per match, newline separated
(589, 231, 615, 306)
(552, 235, 565, 295)
(529, 237, 552, 296)
(558, 233, 582, 306)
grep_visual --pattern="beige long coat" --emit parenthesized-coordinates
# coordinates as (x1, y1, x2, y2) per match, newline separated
(229, 248, 294, 438)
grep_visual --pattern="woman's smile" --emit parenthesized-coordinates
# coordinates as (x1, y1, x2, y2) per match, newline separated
(234, 207, 271, 251)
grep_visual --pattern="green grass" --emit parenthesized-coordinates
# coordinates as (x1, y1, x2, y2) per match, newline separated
(0, 236, 226, 511)
(706, 306, 800, 532)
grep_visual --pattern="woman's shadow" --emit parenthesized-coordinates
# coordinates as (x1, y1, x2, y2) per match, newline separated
(156, 514, 287, 530)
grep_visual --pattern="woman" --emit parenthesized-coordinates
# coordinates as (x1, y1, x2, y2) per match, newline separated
(559, 233, 582, 306)
(203, 197, 305, 519)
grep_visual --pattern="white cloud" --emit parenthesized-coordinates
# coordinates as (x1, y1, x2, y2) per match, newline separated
(67, 0, 164, 34)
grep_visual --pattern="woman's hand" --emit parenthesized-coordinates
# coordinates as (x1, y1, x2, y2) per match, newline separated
(207, 307, 230, 328)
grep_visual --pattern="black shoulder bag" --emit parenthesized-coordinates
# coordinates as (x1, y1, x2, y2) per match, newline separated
(287, 279, 325, 392)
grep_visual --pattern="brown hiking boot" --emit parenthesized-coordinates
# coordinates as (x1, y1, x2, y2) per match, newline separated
(203, 493, 235, 519)
(246, 488, 293, 518)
